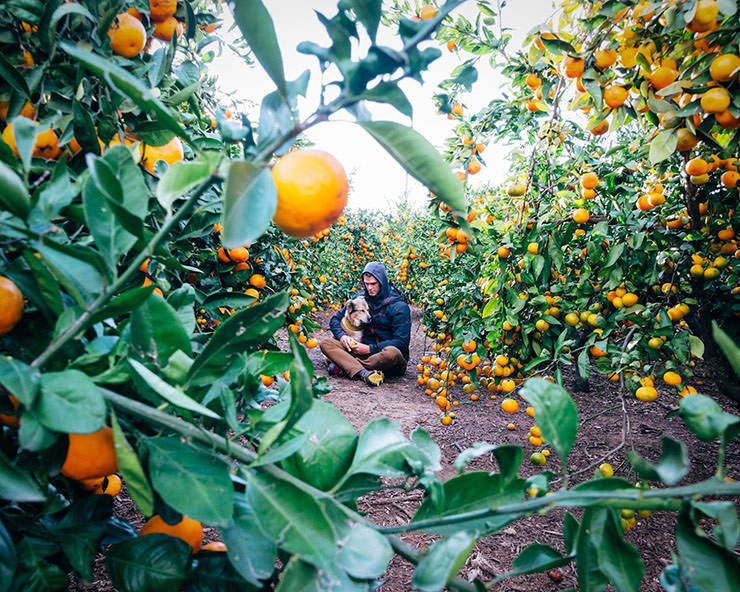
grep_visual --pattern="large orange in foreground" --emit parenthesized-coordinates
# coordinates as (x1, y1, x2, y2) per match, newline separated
(271, 149, 348, 238)
(61, 426, 119, 481)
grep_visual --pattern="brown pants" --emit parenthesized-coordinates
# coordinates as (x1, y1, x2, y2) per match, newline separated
(320, 337, 407, 378)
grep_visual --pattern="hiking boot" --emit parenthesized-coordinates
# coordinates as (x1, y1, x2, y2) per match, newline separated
(357, 369, 384, 387)
(327, 362, 342, 376)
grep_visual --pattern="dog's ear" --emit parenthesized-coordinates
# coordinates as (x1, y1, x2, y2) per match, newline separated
(346, 300, 355, 313)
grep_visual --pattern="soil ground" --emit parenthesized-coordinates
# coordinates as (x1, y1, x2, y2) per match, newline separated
(71, 306, 740, 591)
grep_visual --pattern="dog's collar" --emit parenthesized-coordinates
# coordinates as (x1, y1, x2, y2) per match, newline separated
(343, 318, 362, 332)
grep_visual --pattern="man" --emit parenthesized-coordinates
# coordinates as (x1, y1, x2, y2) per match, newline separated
(320, 261, 410, 386)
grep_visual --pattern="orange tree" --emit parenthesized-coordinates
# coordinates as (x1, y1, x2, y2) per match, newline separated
(402, 0, 740, 414)
(1, 1, 740, 591)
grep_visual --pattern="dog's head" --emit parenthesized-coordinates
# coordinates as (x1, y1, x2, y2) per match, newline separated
(346, 297, 372, 326)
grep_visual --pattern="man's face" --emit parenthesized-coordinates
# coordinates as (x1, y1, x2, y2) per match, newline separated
(363, 274, 380, 297)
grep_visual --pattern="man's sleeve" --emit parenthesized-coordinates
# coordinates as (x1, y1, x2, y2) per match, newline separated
(329, 307, 346, 340)
(369, 304, 410, 355)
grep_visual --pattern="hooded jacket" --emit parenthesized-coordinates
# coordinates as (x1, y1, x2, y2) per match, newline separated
(329, 261, 411, 360)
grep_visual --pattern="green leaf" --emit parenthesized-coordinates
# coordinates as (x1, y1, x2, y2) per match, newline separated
(129, 360, 220, 420)
(354, 81, 413, 117)
(604, 244, 625, 268)
(713, 321, 740, 380)
(649, 129, 678, 164)
(520, 378, 578, 461)
(36, 238, 105, 306)
(17, 409, 57, 452)
(358, 121, 465, 214)
(337, 524, 392, 579)
(252, 433, 309, 467)
(275, 557, 366, 592)
(540, 36, 576, 55)
(628, 435, 689, 485)
(0, 159, 30, 218)
(88, 287, 155, 325)
(147, 436, 234, 526)
(60, 43, 188, 142)
(676, 504, 740, 592)
(0, 449, 45, 502)
(246, 471, 336, 568)
(44, 3, 95, 51)
(111, 409, 153, 516)
(15, 537, 68, 591)
(218, 495, 276, 585)
(107, 534, 190, 592)
(187, 292, 288, 385)
(0, 356, 39, 407)
(11, 116, 40, 173)
(345, 417, 430, 479)
(678, 394, 740, 443)
(577, 348, 590, 380)
(351, 0, 382, 41)
(0, 518, 16, 592)
(692, 501, 740, 551)
(453, 443, 521, 479)
(130, 294, 193, 368)
(688, 335, 705, 360)
(51, 495, 112, 581)
(493, 544, 571, 583)
(36, 370, 106, 433)
(83, 156, 137, 270)
(231, 0, 287, 97)
(278, 400, 357, 491)
(156, 159, 213, 212)
(0, 54, 29, 98)
(221, 160, 277, 249)
(413, 531, 475, 592)
(412, 472, 525, 536)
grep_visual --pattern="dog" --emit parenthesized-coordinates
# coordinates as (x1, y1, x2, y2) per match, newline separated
(340, 296, 372, 346)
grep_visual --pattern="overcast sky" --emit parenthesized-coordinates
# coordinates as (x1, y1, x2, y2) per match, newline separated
(212, 1, 557, 210)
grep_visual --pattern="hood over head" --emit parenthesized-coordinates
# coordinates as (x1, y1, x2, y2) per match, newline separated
(361, 261, 390, 300)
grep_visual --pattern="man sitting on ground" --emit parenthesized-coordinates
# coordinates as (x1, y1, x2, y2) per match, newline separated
(320, 261, 410, 386)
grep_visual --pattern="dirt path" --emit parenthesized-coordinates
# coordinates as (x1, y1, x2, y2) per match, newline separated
(310, 306, 740, 592)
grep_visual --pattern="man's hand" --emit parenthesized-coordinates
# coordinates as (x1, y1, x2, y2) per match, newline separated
(339, 335, 354, 351)
(350, 342, 370, 355)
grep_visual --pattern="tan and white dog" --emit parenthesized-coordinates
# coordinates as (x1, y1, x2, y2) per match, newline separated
(341, 296, 372, 346)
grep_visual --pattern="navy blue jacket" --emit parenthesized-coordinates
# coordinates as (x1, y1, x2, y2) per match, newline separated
(329, 261, 411, 360)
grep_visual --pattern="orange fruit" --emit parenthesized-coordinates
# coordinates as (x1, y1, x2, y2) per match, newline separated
(108, 12, 146, 58)
(589, 120, 609, 135)
(604, 85, 628, 108)
(663, 371, 682, 386)
(635, 386, 658, 402)
(619, 47, 638, 68)
(140, 515, 203, 553)
(562, 56, 584, 78)
(249, 273, 266, 288)
(201, 541, 227, 552)
(501, 398, 519, 413)
(572, 208, 589, 224)
(685, 158, 708, 176)
(244, 288, 260, 298)
(419, 4, 437, 19)
(0, 276, 24, 336)
(676, 128, 698, 151)
(61, 426, 119, 481)
(716, 110, 740, 130)
(721, 170, 740, 187)
(451, 103, 463, 116)
(594, 49, 617, 69)
(507, 182, 526, 197)
(650, 66, 678, 90)
(94, 474, 122, 496)
(152, 16, 183, 41)
(140, 136, 184, 174)
(0, 100, 35, 122)
(526, 73, 542, 90)
(693, 0, 718, 26)
(710, 54, 740, 82)
(226, 247, 249, 263)
(701, 87, 731, 114)
(467, 159, 481, 174)
(271, 149, 348, 238)
(580, 172, 599, 189)
(149, 0, 178, 22)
